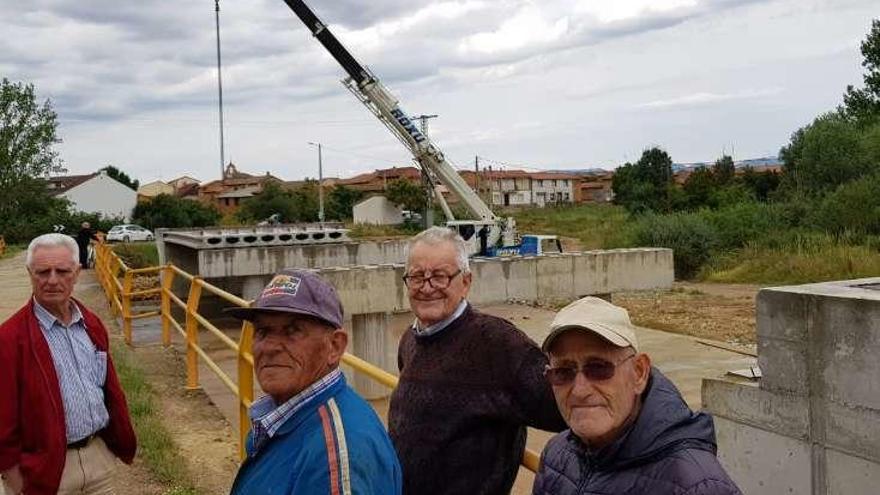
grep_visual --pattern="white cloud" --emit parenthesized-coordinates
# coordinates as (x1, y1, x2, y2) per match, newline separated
(637, 88, 785, 109)
(0, 0, 875, 182)
(458, 6, 570, 55)
(576, 0, 698, 23)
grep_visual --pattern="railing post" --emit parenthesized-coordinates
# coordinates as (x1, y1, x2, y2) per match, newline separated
(109, 258, 122, 317)
(185, 278, 204, 390)
(238, 321, 255, 460)
(122, 271, 134, 345)
(160, 265, 176, 348)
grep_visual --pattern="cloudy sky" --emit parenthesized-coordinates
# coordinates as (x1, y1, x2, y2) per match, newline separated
(1, 0, 876, 183)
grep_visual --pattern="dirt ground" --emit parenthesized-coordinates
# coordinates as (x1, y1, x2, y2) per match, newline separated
(78, 279, 239, 495)
(612, 281, 760, 345)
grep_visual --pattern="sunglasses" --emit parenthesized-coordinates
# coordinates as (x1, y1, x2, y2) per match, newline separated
(543, 353, 635, 385)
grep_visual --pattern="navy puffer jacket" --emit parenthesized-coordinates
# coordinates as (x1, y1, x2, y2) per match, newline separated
(533, 369, 741, 495)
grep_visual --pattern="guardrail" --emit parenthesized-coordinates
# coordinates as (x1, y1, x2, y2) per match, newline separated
(0, 235, 6, 257)
(93, 243, 541, 472)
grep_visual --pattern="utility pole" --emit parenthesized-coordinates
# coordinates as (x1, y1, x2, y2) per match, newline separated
(214, 0, 226, 179)
(411, 114, 438, 136)
(474, 155, 480, 195)
(308, 142, 325, 222)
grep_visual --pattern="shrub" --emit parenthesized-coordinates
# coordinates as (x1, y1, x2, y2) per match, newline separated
(697, 201, 787, 250)
(132, 194, 220, 230)
(631, 212, 718, 278)
(113, 243, 159, 269)
(812, 173, 880, 235)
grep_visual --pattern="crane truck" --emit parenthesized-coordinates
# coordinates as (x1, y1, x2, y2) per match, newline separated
(279, 0, 559, 256)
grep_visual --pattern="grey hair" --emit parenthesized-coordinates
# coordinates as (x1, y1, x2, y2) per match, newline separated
(405, 226, 470, 273)
(26, 233, 79, 268)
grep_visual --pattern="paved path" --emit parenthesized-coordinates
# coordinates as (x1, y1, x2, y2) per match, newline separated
(0, 252, 32, 320)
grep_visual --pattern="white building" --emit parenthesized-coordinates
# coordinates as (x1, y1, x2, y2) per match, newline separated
(353, 195, 403, 225)
(46, 170, 138, 220)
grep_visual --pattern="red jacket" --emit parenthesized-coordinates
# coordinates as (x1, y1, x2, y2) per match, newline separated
(0, 299, 137, 495)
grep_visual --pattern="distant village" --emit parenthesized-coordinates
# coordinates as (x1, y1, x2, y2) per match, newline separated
(44, 159, 782, 221)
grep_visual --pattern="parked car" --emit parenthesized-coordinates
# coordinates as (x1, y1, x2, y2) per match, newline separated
(107, 224, 154, 242)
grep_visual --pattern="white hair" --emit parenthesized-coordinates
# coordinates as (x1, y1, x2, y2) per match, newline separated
(406, 226, 470, 273)
(26, 233, 79, 268)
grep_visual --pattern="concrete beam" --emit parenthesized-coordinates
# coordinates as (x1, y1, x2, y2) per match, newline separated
(704, 278, 880, 495)
(702, 378, 809, 440)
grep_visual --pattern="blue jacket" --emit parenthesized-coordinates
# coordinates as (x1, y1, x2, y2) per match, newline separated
(533, 369, 741, 495)
(230, 376, 402, 495)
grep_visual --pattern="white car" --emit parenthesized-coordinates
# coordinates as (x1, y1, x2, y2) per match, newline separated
(107, 224, 155, 242)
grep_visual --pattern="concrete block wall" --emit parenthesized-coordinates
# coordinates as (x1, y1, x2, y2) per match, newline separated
(703, 278, 880, 495)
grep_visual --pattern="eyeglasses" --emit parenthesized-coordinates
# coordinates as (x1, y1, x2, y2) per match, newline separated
(402, 269, 462, 289)
(544, 353, 635, 385)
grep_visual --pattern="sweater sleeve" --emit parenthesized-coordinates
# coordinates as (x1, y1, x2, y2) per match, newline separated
(0, 323, 21, 471)
(509, 339, 567, 432)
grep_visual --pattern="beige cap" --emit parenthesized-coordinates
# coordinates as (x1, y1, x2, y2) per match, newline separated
(542, 296, 639, 353)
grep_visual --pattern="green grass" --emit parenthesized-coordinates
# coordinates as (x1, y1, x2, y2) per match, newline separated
(110, 343, 201, 494)
(112, 242, 160, 268)
(510, 204, 634, 249)
(702, 235, 880, 285)
(346, 222, 420, 239)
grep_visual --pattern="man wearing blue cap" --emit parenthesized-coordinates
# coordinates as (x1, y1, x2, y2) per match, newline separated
(227, 269, 402, 495)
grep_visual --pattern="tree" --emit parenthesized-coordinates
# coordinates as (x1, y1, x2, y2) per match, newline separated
(740, 167, 781, 202)
(0, 79, 66, 240)
(236, 181, 320, 223)
(842, 19, 880, 126)
(132, 194, 220, 229)
(812, 172, 880, 235)
(712, 155, 735, 185)
(611, 147, 675, 213)
(326, 185, 364, 220)
(101, 165, 139, 190)
(236, 182, 298, 223)
(779, 112, 871, 195)
(682, 166, 716, 210)
(385, 178, 428, 213)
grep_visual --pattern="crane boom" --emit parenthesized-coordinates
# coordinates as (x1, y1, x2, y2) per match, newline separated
(280, 0, 509, 248)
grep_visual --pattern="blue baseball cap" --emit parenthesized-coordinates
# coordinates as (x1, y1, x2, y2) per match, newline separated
(225, 269, 344, 328)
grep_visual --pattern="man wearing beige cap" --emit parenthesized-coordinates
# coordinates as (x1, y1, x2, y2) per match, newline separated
(533, 297, 741, 495)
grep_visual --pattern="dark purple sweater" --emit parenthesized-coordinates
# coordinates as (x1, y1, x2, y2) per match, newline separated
(388, 305, 566, 495)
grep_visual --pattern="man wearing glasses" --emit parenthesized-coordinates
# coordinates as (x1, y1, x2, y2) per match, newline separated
(388, 227, 566, 495)
(533, 297, 741, 495)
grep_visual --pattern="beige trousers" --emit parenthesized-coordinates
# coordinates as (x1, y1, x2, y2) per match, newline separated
(1, 437, 117, 495)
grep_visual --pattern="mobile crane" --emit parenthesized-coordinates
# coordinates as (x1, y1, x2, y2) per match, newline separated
(279, 0, 551, 255)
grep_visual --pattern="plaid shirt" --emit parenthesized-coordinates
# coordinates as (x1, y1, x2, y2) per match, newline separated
(248, 368, 343, 456)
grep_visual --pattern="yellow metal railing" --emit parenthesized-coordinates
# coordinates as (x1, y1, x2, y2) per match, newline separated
(0, 235, 6, 257)
(93, 243, 541, 472)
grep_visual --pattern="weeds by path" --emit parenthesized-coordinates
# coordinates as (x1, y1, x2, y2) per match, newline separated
(111, 341, 202, 495)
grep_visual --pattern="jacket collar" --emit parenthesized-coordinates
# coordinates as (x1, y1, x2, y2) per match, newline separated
(566, 368, 717, 471)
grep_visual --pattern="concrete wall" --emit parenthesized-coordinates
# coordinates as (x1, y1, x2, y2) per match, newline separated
(353, 196, 402, 225)
(703, 278, 880, 495)
(232, 248, 674, 312)
(196, 240, 411, 278)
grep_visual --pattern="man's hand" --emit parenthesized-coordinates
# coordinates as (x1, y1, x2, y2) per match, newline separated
(1, 465, 24, 495)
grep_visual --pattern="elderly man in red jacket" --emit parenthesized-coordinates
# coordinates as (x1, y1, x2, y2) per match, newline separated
(0, 233, 136, 495)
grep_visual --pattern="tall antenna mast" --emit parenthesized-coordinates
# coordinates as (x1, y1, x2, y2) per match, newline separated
(215, 0, 227, 179)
